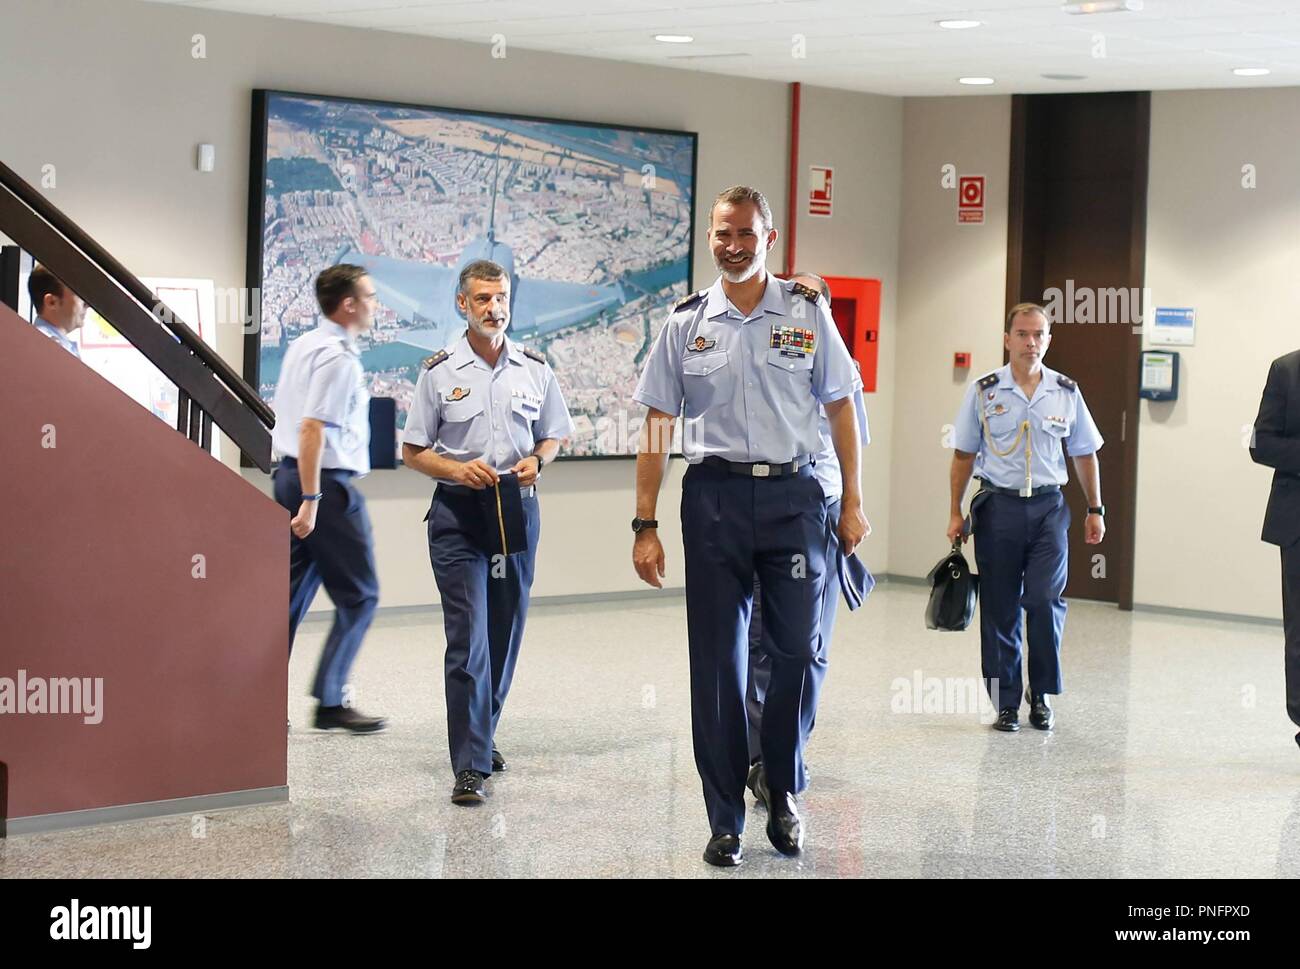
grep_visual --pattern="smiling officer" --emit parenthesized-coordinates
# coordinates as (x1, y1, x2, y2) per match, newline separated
(632, 186, 868, 867)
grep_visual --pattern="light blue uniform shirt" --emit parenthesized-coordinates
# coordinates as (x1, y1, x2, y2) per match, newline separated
(35, 318, 81, 358)
(272, 320, 371, 474)
(952, 363, 1103, 490)
(403, 334, 574, 485)
(813, 380, 870, 502)
(633, 273, 858, 464)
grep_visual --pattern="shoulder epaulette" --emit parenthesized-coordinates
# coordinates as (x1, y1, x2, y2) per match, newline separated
(1056, 373, 1077, 391)
(521, 346, 548, 365)
(977, 371, 999, 390)
(422, 350, 449, 370)
(673, 290, 706, 313)
(790, 281, 821, 303)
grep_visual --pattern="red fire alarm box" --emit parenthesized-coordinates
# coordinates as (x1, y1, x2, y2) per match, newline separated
(821, 276, 881, 392)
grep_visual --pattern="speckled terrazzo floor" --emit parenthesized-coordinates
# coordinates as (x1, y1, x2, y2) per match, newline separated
(4, 584, 1299, 878)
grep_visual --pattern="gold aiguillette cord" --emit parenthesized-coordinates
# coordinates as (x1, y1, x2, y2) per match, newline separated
(978, 405, 1033, 497)
(494, 480, 508, 555)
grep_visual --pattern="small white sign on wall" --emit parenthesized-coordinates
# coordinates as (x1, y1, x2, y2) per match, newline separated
(1149, 306, 1195, 347)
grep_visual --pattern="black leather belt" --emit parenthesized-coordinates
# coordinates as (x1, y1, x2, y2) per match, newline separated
(977, 480, 1060, 498)
(438, 482, 537, 499)
(276, 457, 356, 477)
(701, 455, 812, 479)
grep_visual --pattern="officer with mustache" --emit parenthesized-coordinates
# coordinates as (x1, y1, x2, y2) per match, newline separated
(403, 259, 574, 805)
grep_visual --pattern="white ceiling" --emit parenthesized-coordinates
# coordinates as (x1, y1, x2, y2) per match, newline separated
(142, 0, 1300, 96)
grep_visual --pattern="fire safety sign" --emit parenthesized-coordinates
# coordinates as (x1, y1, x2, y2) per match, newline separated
(809, 166, 832, 217)
(958, 175, 985, 225)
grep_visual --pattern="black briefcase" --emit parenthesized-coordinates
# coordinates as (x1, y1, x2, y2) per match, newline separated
(924, 543, 979, 631)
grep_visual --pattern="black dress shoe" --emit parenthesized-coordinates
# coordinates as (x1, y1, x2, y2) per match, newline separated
(1026, 690, 1055, 730)
(491, 747, 507, 772)
(992, 708, 1020, 732)
(313, 705, 387, 733)
(451, 770, 487, 805)
(703, 833, 743, 868)
(746, 760, 769, 810)
(765, 791, 804, 856)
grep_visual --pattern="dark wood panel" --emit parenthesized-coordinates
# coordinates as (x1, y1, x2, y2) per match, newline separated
(1006, 92, 1149, 609)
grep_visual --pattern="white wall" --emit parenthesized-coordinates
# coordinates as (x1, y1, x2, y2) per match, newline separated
(0, 0, 902, 610)
(1135, 88, 1300, 620)
(887, 96, 1011, 579)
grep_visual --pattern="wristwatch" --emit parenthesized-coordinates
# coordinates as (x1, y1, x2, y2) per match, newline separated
(631, 517, 659, 533)
(1087, 505, 1105, 517)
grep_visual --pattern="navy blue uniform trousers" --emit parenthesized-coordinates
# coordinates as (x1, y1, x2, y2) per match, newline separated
(972, 490, 1069, 711)
(746, 498, 841, 785)
(427, 486, 539, 776)
(682, 462, 833, 836)
(274, 460, 379, 706)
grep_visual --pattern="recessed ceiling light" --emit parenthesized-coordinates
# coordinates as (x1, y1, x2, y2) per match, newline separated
(1062, 0, 1143, 13)
(1042, 73, 1087, 80)
(958, 76, 995, 86)
(938, 19, 982, 29)
(654, 34, 693, 44)
(1232, 67, 1270, 76)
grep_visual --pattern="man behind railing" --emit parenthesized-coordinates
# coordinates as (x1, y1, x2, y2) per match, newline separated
(271, 264, 386, 734)
(28, 264, 85, 358)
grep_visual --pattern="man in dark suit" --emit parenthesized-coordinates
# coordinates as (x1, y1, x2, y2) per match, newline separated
(1249, 350, 1300, 749)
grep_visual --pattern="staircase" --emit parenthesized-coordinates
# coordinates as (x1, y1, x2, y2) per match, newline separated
(0, 161, 287, 834)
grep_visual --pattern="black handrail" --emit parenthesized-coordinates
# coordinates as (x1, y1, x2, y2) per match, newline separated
(0, 159, 275, 470)
(0, 159, 272, 425)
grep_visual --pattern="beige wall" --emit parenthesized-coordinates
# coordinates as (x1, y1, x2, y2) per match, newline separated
(887, 96, 1012, 579)
(1135, 88, 1300, 620)
(882, 88, 1295, 625)
(0, 0, 901, 610)
(790, 86, 903, 570)
(14, 1, 1287, 621)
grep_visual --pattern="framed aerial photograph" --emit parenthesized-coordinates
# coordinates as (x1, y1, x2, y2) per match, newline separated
(246, 89, 698, 459)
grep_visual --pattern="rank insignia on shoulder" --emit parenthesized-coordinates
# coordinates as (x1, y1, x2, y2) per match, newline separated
(445, 387, 471, 402)
(977, 371, 999, 390)
(1056, 373, 1077, 390)
(521, 346, 548, 365)
(790, 281, 821, 303)
(674, 290, 706, 313)
(686, 336, 718, 352)
(423, 350, 449, 370)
